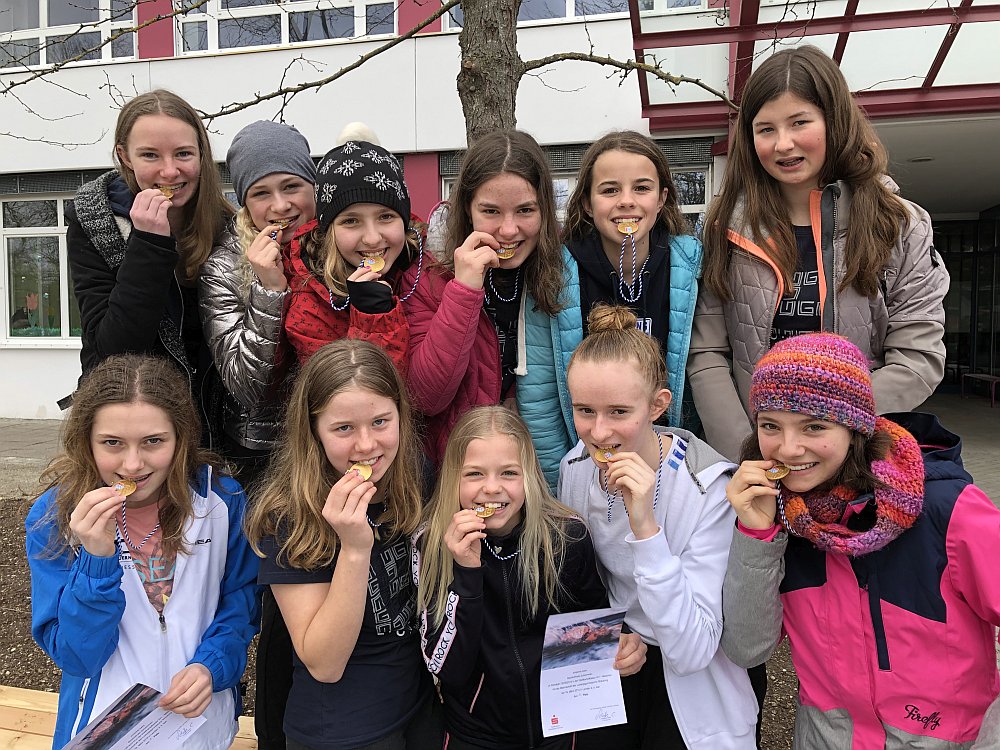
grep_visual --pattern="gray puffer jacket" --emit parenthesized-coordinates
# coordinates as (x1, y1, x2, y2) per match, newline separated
(688, 178, 949, 461)
(198, 222, 289, 450)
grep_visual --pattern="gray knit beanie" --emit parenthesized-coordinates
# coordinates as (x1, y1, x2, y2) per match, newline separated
(227, 121, 315, 206)
(315, 141, 410, 231)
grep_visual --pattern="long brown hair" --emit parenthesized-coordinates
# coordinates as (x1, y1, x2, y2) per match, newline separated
(245, 339, 424, 570)
(35, 355, 220, 557)
(562, 130, 687, 243)
(113, 89, 234, 280)
(702, 46, 909, 302)
(444, 131, 563, 316)
(418, 407, 580, 628)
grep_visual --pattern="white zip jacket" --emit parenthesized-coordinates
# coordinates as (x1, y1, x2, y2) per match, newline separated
(558, 428, 757, 749)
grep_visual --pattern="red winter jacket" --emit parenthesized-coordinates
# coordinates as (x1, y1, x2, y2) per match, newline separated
(401, 265, 500, 464)
(282, 220, 409, 373)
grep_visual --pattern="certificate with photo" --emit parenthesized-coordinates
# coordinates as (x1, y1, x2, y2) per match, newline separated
(63, 683, 206, 750)
(540, 607, 628, 737)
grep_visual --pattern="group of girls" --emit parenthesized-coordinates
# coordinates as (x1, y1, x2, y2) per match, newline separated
(27, 43, 999, 750)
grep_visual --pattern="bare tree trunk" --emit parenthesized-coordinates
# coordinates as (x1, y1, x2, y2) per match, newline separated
(457, 0, 524, 144)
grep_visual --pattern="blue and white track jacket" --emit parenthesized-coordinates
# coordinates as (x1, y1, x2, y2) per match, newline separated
(26, 465, 260, 750)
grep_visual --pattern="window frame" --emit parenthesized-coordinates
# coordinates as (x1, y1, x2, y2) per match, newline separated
(443, 0, 704, 31)
(1, 193, 82, 349)
(0, 0, 136, 71)
(176, 0, 397, 56)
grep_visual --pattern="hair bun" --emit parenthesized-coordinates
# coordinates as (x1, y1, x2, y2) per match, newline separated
(587, 304, 637, 333)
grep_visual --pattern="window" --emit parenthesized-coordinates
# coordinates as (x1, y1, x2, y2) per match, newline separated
(177, 0, 395, 54)
(2, 196, 81, 341)
(0, 0, 135, 70)
(637, 0, 702, 13)
(447, 0, 701, 28)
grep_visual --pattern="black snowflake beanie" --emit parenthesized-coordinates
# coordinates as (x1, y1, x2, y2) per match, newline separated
(314, 141, 411, 231)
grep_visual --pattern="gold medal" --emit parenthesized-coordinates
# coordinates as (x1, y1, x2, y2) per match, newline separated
(275, 218, 292, 229)
(112, 479, 137, 496)
(765, 464, 790, 481)
(496, 244, 517, 260)
(158, 186, 174, 199)
(592, 446, 617, 463)
(616, 220, 638, 235)
(350, 462, 373, 481)
(361, 256, 386, 273)
(474, 503, 499, 518)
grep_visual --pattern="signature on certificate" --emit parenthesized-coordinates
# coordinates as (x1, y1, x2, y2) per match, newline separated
(594, 707, 617, 721)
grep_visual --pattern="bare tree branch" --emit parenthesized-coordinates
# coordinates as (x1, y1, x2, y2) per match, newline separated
(0, 129, 105, 148)
(1, 0, 211, 95)
(522, 51, 737, 109)
(198, 0, 463, 123)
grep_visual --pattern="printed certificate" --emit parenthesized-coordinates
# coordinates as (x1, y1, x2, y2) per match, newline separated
(540, 607, 628, 737)
(63, 683, 206, 750)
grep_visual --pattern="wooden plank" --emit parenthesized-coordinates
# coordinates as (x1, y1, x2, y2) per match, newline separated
(0, 686, 58, 713)
(0, 727, 54, 749)
(0, 705, 56, 735)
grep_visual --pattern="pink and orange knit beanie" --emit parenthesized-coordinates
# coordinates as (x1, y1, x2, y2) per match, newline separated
(750, 333, 876, 435)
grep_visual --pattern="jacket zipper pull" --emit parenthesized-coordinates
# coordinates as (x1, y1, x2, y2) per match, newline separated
(159, 612, 167, 633)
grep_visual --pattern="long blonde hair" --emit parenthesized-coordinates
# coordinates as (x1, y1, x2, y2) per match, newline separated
(35, 355, 221, 558)
(113, 90, 233, 280)
(245, 339, 424, 570)
(418, 406, 580, 629)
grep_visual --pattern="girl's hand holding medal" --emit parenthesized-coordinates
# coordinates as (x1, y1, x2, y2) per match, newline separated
(248, 225, 288, 292)
(322, 471, 376, 552)
(453, 231, 501, 290)
(69, 487, 122, 557)
(445, 509, 487, 568)
(605, 452, 658, 540)
(129, 188, 172, 236)
(725, 460, 781, 531)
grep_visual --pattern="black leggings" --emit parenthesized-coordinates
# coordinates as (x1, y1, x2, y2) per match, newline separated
(255, 587, 294, 750)
(575, 644, 685, 750)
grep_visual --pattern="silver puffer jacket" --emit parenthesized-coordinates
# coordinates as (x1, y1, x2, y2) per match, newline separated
(199, 223, 289, 450)
(688, 179, 949, 461)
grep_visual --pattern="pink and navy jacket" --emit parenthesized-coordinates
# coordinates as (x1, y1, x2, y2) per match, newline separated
(721, 412, 1000, 749)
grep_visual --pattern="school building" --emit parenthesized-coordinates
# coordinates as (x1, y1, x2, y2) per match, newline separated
(1, 0, 997, 418)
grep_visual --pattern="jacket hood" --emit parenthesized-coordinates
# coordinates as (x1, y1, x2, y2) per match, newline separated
(567, 224, 670, 293)
(107, 175, 135, 219)
(883, 411, 972, 485)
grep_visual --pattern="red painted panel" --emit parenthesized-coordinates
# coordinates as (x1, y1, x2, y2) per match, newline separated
(137, 0, 175, 60)
(404, 152, 442, 222)
(399, 0, 444, 35)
